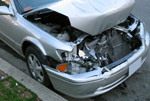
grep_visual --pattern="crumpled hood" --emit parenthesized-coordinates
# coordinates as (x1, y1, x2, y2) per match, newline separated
(48, 0, 135, 35)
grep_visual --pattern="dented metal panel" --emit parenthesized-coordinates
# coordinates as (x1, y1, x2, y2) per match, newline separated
(48, 0, 135, 35)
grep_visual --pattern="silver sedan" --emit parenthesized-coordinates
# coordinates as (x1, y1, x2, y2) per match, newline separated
(0, 0, 149, 98)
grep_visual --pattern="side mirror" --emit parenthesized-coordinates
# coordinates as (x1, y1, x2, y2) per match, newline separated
(0, 6, 13, 15)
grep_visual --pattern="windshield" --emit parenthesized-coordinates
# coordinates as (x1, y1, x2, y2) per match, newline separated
(14, 0, 58, 14)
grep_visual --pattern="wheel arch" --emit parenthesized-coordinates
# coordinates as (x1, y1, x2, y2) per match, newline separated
(22, 37, 47, 56)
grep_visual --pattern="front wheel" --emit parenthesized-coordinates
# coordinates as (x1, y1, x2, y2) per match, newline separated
(25, 46, 51, 87)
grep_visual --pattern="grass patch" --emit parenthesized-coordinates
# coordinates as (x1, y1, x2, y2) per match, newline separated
(0, 71, 41, 101)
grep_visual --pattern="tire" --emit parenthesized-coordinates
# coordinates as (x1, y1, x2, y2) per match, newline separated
(25, 46, 52, 88)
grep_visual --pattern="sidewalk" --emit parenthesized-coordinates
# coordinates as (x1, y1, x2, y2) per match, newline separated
(0, 57, 67, 101)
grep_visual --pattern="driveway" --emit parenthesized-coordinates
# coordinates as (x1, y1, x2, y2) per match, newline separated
(0, 0, 150, 101)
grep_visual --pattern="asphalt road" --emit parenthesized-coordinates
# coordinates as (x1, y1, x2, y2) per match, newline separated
(0, 0, 150, 101)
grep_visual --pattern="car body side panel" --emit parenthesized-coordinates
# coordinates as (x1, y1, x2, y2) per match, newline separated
(0, 14, 22, 52)
(0, 1, 73, 61)
(19, 16, 73, 60)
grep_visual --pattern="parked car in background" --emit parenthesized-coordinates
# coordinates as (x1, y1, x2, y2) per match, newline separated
(0, 0, 149, 98)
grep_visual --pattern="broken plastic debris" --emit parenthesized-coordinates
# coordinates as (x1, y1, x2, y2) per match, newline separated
(79, 50, 85, 57)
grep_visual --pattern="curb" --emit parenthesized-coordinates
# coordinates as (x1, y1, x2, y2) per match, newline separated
(0, 57, 67, 101)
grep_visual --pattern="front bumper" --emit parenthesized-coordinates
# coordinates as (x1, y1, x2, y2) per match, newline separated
(44, 21, 150, 98)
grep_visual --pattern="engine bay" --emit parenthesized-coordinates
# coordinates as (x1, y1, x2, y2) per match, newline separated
(26, 10, 142, 75)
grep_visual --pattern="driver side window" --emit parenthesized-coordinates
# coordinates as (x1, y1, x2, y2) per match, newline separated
(0, 0, 10, 7)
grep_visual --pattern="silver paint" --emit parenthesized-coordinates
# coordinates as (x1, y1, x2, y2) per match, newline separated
(0, 0, 149, 99)
(48, 0, 135, 35)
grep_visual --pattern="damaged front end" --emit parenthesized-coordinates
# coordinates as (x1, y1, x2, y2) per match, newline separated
(24, 0, 149, 97)
(41, 15, 149, 98)
(25, 9, 145, 75)
(25, 8, 143, 75)
(57, 15, 142, 75)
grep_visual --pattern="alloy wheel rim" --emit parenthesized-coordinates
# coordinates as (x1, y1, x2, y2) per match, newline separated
(27, 54, 44, 83)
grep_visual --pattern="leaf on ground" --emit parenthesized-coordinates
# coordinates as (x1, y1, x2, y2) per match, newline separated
(36, 97, 42, 101)
(0, 71, 7, 77)
(20, 91, 32, 99)
(0, 90, 3, 96)
(3, 81, 10, 89)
